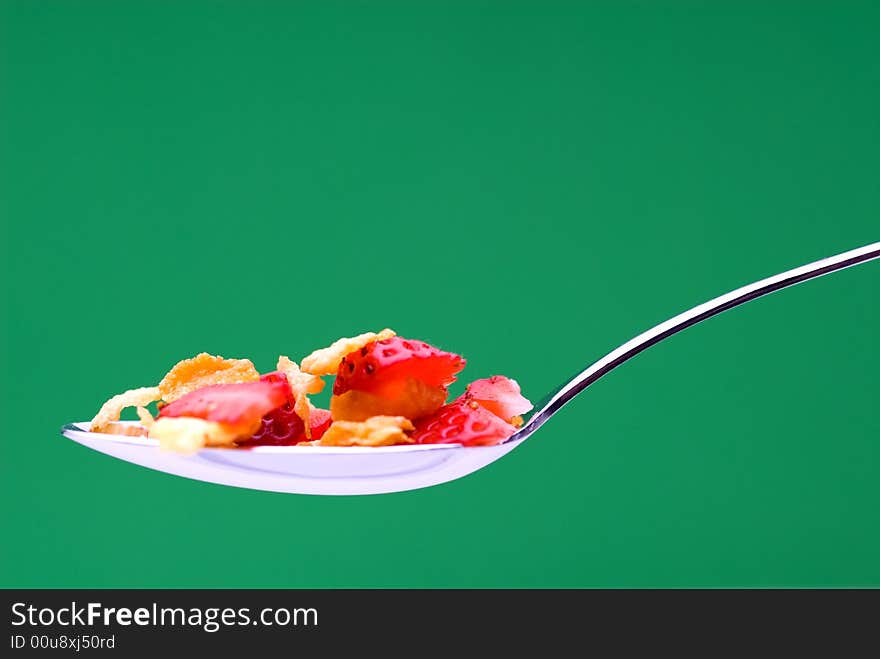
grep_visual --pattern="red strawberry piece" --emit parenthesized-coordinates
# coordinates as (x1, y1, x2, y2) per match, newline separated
(158, 380, 288, 429)
(308, 408, 332, 440)
(457, 376, 533, 422)
(260, 370, 291, 390)
(412, 400, 517, 447)
(260, 371, 295, 403)
(334, 336, 465, 397)
(237, 402, 304, 446)
(234, 373, 332, 446)
(238, 405, 333, 448)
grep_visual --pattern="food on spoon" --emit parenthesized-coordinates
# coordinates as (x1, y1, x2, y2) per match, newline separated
(333, 336, 465, 396)
(150, 417, 246, 454)
(301, 329, 396, 376)
(274, 356, 324, 437)
(456, 375, 533, 427)
(330, 378, 448, 422)
(152, 380, 290, 452)
(157, 380, 288, 432)
(411, 399, 519, 447)
(238, 405, 332, 447)
(158, 353, 259, 404)
(303, 416, 414, 447)
(86, 331, 531, 451)
(94, 422, 150, 437)
(90, 386, 161, 433)
(330, 336, 464, 421)
(136, 406, 155, 429)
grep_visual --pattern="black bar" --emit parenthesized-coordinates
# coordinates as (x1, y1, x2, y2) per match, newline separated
(2, 589, 877, 653)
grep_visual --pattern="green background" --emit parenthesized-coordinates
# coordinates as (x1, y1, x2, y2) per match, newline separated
(1, 1, 878, 588)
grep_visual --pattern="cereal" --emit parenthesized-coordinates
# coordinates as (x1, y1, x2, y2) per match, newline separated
(148, 416, 255, 454)
(84, 334, 531, 452)
(94, 422, 149, 437)
(136, 406, 155, 429)
(158, 353, 259, 404)
(303, 415, 414, 447)
(90, 386, 161, 433)
(276, 356, 325, 438)
(300, 329, 395, 376)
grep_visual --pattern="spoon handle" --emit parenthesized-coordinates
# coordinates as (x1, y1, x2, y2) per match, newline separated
(512, 241, 880, 442)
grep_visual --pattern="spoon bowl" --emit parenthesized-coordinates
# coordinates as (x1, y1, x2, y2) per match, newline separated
(61, 422, 524, 495)
(61, 242, 879, 495)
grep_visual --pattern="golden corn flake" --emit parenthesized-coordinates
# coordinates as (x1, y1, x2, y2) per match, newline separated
(136, 406, 155, 429)
(95, 422, 150, 438)
(90, 386, 161, 433)
(158, 353, 259, 403)
(295, 398, 313, 439)
(148, 416, 253, 454)
(300, 328, 396, 376)
(277, 356, 324, 396)
(305, 415, 414, 447)
(276, 355, 325, 438)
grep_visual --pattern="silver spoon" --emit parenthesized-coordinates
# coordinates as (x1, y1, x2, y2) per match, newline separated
(62, 241, 879, 495)
(512, 240, 880, 444)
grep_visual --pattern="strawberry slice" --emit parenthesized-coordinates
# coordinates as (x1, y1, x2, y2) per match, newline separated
(334, 336, 465, 398)
(158, 380, 288, 429)
(457, 376, 533, 424)
(309, 408, 333, 439)
(330, 378, 448, 422)
(238, 406, 332, 447)
(259, 371, 295, 403)
(411, 400, 517, 447)
(238, 402, 304, 446)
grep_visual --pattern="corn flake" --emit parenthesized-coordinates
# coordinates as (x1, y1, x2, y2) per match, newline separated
(148, 416, 254, 454)
(136, 406, 155, 429)
(300, 329, 395, 376)
(304, 415, 414, 447)
(276, 355, 325, 438)
(90, 386, 161, 433)
(158, 353, 259, 403)
(95, 422, 149, 438)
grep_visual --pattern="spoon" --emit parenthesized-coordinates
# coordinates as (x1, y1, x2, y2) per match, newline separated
(62, 242, 879, 496)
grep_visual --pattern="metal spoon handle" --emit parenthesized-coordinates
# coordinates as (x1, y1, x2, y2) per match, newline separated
(512, 241, 880, 442)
